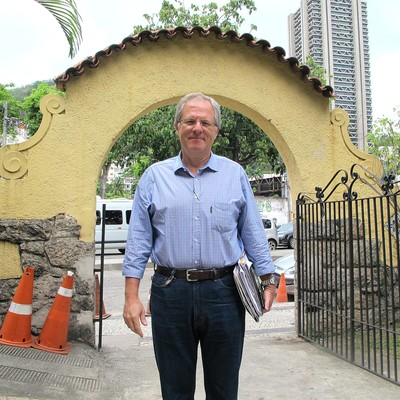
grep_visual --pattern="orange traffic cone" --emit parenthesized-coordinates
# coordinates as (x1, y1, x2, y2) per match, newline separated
(94, 274, 111, 321)
(145, 289, 151, 317)
(275, 273, 288, 303)
(32, 271, 74, 354)
(0, 266, 35, 348)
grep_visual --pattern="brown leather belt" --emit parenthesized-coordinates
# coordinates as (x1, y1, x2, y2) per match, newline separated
(155, 265, 236, 282)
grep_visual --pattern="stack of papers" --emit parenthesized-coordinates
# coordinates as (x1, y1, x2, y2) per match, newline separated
(233, 257, 264, 322)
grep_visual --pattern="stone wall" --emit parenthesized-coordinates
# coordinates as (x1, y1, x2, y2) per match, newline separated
(0, 214, 95, 345)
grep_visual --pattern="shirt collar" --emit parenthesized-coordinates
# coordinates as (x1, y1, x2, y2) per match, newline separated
(173, 151, 219, 174)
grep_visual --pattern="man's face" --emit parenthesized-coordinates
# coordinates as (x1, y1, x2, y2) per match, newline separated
(175, 99, 219, 156)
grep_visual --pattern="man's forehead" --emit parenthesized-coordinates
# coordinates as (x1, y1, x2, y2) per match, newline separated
(182, 99, 213, 114)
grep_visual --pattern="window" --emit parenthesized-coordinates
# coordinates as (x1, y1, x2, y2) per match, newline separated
(262, 219, 272, 229)
(96, 210, 123, 225)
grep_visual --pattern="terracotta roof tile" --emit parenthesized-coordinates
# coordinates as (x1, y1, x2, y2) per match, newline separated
(54, 26, 334, 99)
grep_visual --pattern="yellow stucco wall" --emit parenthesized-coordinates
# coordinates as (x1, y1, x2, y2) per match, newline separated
(0, 31, 381, 278)
(0, 242, 21, 279)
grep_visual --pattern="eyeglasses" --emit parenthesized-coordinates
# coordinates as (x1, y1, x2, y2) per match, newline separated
(179, 118, 217, 129)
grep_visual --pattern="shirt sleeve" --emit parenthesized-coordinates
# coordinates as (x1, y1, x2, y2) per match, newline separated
(238, 169, 275, 276)
(122, 169, 154, 279)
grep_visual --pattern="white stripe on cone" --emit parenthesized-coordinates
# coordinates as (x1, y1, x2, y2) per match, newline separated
(57, 287, 73, 297)
(8, 301, 32, 315)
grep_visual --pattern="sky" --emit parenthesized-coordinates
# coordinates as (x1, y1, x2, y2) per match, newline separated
(1, 0, 399, 121)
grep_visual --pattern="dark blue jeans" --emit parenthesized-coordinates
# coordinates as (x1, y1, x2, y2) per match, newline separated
(150, 271, 245, 400)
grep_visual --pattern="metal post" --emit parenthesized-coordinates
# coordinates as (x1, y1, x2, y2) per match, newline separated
(2, 101, 8, 146)
(97, 203, 107, 350)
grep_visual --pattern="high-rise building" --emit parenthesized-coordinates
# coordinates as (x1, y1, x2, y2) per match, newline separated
(288, 0, 372, 150)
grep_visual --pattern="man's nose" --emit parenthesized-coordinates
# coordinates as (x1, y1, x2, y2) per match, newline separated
(192, 120, 204, 131)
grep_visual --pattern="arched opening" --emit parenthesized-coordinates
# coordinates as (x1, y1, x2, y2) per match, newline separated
(0, 27, 380, 344)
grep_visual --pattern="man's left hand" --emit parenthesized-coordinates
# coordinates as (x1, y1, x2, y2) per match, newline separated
(262, 284, 276, 312)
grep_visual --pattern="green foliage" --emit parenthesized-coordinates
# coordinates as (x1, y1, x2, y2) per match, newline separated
(0, 83, 23, 140)
(35, 0, 82, 58)
(106, 103, 283, 188)
(0, 84, 23, 119)
(104, 177, 131, 199)
(11, 80, 54, 102)
(22, 82, 64, 136)
(105, 105, 180, 174)
(305, 55, 330, 86)
(124, 105, 181, 166)
(367, 107, 400, 176)
(215, 108, 283, 175)
(132, 0, 257, 34)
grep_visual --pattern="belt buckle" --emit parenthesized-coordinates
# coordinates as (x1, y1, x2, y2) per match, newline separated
(186, 269, 199, 282)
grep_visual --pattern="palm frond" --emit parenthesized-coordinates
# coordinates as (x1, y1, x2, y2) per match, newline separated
(35, 0, 83, 58)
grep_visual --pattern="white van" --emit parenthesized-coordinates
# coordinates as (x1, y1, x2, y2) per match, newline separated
(95, 199, 133, 253)
(261, 217, 278, 251)
(95, 200, 278, 253)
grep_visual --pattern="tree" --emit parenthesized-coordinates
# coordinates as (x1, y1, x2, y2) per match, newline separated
(22, 82, 64, 136)
(35, 0, 82, 58)
(10, 81, 55, 102)
(0, 84, 23, 144)
(305, 55, 330, 87)
(104, 177, 131, 199)
(113, 103, 283, 184)
(97, 105, 181, 197)
(2, 0, 82, 141)
(367, 107, 400, 176)
(1, 84, 23, 119)
(132, 0, 257, 34)
(215, 108, 282, 173)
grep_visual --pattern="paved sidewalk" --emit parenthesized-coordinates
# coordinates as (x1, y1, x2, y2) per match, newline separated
(0, 260, 399, 399)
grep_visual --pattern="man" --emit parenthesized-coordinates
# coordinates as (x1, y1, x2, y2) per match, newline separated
(123, 92, 276, 400)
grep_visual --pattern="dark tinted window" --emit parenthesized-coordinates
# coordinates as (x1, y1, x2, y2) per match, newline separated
(96, 211, 101, 225)
(126, 210, 132, 224)
(96, 209, 123, 226)
(96, 206, 130, 225)
(262, 219, 272, 229)
(104, 210, 123, 225)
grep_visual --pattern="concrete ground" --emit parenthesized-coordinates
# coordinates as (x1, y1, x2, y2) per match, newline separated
(0, 250, 399, 399)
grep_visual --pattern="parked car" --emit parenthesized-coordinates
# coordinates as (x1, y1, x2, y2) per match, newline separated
(278, 222, 294, 249)
(273, 254, 295, 299)
(262, 217, 278, 251)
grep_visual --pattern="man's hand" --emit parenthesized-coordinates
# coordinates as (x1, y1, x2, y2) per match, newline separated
(123, 277, 148, 337)
(262, 284, 276, 313)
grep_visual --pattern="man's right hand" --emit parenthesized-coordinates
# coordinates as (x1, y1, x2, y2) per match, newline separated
(123, 277, 148, 337)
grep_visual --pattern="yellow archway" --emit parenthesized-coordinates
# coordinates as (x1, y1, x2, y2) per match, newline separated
(0, 27, 381, 342)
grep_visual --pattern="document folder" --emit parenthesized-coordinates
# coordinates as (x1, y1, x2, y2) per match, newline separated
(233, 257, 264, 322)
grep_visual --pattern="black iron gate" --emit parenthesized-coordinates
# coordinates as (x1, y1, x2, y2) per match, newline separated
(296, 165, 400, 385)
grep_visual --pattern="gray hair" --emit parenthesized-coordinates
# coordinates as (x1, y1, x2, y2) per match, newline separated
(174, 93, 221, 128)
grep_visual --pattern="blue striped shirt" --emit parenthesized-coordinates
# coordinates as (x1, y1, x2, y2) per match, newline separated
(122, 152, 274, 279)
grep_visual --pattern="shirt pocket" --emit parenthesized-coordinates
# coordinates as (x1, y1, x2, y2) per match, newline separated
(209, 202, 239, 234)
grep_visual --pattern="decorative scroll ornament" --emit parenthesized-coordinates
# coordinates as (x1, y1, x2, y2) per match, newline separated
(330, 108, 384, 177)
(1, 151, 28, 179)
(330, 108, 366, 162)
(0, 94, 65, 180)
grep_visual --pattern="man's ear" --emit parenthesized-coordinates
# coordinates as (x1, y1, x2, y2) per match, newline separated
(174, 123, 179, 133)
